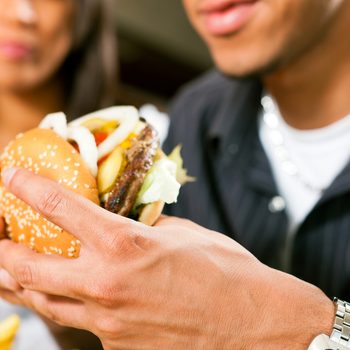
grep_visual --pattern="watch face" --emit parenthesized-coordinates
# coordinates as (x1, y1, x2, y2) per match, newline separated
(309, 335, 349, 350)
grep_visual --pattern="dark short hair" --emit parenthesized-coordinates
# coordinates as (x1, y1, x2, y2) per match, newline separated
(61, 0, 118, 119)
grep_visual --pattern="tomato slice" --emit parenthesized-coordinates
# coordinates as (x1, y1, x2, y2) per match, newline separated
(94, 132, 108, 146)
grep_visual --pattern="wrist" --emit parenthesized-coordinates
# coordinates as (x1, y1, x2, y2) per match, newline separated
(257, 268, 334, 350)
(298, 286, 334, 346)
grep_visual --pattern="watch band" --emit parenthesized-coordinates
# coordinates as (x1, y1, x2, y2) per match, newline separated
(331, 298, 350, 348)
(308, 334, 349, 350)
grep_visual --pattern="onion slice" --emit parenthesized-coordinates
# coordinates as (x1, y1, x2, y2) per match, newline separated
(39, 112, 68, 139)
(67, 126, 98, 177)
(69, 106, 139, 160)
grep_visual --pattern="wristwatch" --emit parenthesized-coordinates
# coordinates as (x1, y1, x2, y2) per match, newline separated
(308, 298, 350, 350)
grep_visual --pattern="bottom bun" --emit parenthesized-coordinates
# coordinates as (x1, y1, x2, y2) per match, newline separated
(138, 200, 165, 226)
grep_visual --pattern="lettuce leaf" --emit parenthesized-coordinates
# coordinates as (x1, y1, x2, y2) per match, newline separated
(136, 158, 181, 206)
(167, 145, 196, 185)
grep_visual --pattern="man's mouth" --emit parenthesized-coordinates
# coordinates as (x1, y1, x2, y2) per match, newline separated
(199, 0, 259, 36)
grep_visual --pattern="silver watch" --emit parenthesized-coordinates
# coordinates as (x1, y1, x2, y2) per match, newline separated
(308, 298, 350, 350)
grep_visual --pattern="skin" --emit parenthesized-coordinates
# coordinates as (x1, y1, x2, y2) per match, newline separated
(0, 168, 334, 349)
(183, 0, 350, 129)
(0, 0, 75, 150)
(0, 0, 348, 348)
(0, 0, 75, 90)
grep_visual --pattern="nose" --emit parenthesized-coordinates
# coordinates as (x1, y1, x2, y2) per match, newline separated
(1, 0, 38, 25)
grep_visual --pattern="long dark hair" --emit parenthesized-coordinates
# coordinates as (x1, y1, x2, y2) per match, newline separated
(61, 0, 118, 119)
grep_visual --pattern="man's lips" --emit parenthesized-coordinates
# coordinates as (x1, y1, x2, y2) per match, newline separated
(199, 0, 259, 36)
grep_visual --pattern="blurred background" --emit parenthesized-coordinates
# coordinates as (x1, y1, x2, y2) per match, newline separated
(116, 0, 213, 108)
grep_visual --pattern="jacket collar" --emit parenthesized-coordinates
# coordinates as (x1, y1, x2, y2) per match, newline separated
(205, 73, 350, 211)
(205, 76, 278, 196)
(207, 76, 263, 153)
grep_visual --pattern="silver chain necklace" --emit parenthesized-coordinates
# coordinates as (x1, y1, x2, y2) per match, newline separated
(261, 95, 326, 193)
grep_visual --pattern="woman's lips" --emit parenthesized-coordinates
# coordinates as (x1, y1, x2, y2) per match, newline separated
(199, 0, 259, 36)
(0, 42, 33, 60)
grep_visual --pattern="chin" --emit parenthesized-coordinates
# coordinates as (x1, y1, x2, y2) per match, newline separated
(212, 56, 261, 79)
(211, 46, 287, 79)
(0, 73, 47, 92)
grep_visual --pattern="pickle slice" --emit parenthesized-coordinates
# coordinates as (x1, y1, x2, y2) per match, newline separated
(97, 146, 124, 194)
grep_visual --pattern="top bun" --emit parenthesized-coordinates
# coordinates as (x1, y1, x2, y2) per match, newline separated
(0, 128, 99, 258)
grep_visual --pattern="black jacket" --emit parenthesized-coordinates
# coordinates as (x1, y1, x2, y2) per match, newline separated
(164, 70, 350, 299)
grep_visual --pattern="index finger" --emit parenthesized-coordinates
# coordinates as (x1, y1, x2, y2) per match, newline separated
(1, 168, 129, 245)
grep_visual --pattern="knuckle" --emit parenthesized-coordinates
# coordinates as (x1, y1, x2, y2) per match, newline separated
(44, 300, 60, 323)
(104, 223, 147, 256)
(37, 188, 65, 219)
(88, 282, 116, 308)
(94, 315, 123, 337)
(101, 222, 131, 253)
(112, 234, 131, 254)
(14, 261, 35, 288)
(23, 291, 61, 323)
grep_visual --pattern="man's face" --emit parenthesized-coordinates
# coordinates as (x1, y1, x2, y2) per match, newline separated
(183, 0, 346, 77)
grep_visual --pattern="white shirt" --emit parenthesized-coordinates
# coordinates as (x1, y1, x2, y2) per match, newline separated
(259, 101, 350, 233)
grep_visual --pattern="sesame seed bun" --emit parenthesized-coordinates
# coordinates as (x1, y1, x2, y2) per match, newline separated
(138, 200, 165, 226)
(0, 128, 99, 258)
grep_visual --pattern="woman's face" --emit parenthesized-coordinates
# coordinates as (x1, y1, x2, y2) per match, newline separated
(0, 0, 75, 91)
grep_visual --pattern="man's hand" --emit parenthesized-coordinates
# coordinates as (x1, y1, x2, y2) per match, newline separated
(0, 168, 335, 350)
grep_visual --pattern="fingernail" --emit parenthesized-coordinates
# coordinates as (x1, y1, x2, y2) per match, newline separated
(1, 168, 18, 187)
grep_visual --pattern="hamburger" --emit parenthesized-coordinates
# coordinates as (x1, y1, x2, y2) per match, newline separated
(0, 106, 192, 258)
